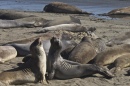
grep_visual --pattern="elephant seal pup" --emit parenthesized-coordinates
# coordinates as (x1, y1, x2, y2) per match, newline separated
(0, 38, 47, 85)
(47, 37, 114, 80)
(36, 24, 93, 33)
(44, 2, 91, 14)
(0, 46, 17, 63)
(43, 16, 81, 27)
(68, 36, 97, 64)
(94, 44, 130, 66)
(112, 53, 130, 73)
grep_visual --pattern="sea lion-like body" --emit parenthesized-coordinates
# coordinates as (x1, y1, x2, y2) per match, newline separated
(0, 38, 47, 85)
(44, 2, 90, 14)
(0, 46, 17, 63)
(43, 16, 81, 27)
(47, 37, 114, 80)
(36, 24, 93, 33)
(0, 9, 35, 20)
(0, 19, 35, 28)
(108, 6, 130, 15)
(94, 44, 130, 66)
(112, 53, 130, 73)
(16, 17, 49, 27)
(68, 36, 97, 64)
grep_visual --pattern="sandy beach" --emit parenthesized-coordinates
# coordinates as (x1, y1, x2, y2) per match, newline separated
(0, 9, 130, 86)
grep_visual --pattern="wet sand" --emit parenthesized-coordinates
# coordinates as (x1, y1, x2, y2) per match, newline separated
(0, 10, 130, 86)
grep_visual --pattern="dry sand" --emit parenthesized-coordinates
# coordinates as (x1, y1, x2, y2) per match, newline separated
(0, 10, 130, 86)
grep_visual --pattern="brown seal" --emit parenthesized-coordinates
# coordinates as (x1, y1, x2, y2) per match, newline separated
(94, 44, 130, 66)
(68, 36, 97, 64)
(0, 9, 35, 20)
(112, 53, 130, 73)
(43, 2, 91, 14)
(0, 38, 47, 85)
(0, 46, 17, 63)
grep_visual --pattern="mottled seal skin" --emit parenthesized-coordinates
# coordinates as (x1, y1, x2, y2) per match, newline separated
(44, 2, 91, 14)
(47, 37, 114, 80)
(0, 38, 47, 85)
(68, 36, 97, 64)
(0, 46, 17, 63)
(113, 53, 130, 73)
(43, 16, 81, 27)
(94, 44, 130, 66)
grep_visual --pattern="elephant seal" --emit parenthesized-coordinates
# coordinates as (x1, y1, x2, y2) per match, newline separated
(43, 16, 81, 27)
(0, 19, 35, 28)
(107, 6, 130, 15)
(0, 9, 35, 20)
(68, 36, 97, 64)
(0, 46, 17, 63)
(16, 17, 49, 27)
(47, 37, 114, 80)
(0, 38, 47, 85)
(112, 53, 130, 73)
(36, 24, 95, 33)
(44, 2, 91, 14)
(94, 44, 130, 66)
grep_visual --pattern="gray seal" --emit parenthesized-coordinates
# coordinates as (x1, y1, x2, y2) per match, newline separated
(0, 38, 47, 85)
(47, 37, 114, 80)
(43, 16, 81, 27)
(36, 24, 95, 33)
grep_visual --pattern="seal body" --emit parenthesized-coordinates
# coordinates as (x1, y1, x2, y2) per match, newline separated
(68, 36, 97, 64)
(37, 24, 88, 33)
(0, 38, 47, 85)
(0, 19, 35, 28)
(0, 9, 34, 20)
(43, 16, 81, 27)
(44, 2, 90, 14)
(0, 46, 17, 63)
(113, 53, 130, 73)
(47, 37, 114, 80)
(94, 44, 130, 66)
